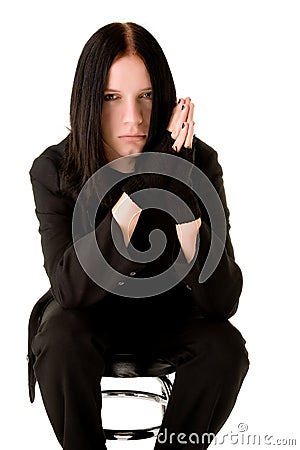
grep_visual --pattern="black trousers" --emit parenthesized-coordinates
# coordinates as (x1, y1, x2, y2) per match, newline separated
(31, 296, 249, 449)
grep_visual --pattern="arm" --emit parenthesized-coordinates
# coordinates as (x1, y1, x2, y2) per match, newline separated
(178, 141, 243, 319)
(167, 98, 243, 319)
(29, 151, 146, 309)
(167, 97, 201, 260)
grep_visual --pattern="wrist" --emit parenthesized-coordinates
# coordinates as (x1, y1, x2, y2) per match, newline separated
(176, 218, 201, 263)
(112, 193, 142, 246)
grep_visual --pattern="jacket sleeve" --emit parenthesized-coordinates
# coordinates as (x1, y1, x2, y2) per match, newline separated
(29, 153, 146, 308)
(178, 140, 243, 319)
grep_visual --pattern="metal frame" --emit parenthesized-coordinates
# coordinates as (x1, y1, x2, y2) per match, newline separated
(102, 375, 173, 440)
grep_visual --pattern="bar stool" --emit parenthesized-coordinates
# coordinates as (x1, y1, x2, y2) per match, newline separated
(102, 353, 175, 440)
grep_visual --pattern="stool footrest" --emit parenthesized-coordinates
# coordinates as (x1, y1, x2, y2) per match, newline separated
(102, 389, 168, 405)
(104, 425, 161, 440)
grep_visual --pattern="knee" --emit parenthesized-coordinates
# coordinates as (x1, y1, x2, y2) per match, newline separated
(32, 306, 97, 359)
(209, 322, 249, 382)
(31, 306, 107, 384)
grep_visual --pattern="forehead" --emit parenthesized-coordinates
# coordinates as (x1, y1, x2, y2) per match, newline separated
(106, 54, 151, 89)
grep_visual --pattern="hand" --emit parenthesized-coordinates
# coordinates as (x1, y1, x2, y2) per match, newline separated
(167, 97, 195, 152)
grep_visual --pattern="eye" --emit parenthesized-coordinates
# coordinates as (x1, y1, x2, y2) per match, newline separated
(142, 91, 153, 100)
(104, 93, 117, 101)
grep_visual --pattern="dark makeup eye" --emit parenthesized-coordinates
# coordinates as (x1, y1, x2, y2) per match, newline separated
(104, 93, 117, 101)
(143, 91, 153, 99)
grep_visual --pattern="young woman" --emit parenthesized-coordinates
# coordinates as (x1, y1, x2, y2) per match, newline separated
(28, 21, 249, 449)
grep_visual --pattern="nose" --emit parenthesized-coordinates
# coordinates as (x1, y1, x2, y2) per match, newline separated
(122, 98, 143, 125)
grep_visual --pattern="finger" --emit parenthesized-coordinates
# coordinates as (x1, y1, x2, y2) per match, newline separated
(171, 103, 190, 140)
(168, 97, 190, 136)
(186, 102, 194, 123)
(172, 122, 189, 152)
(184, 121, 194, 149)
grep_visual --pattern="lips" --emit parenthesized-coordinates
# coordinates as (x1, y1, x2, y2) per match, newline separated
(119, 134, 146, 142)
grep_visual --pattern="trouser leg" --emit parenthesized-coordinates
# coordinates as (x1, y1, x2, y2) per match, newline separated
(31, 300, 109, 450)
(154, 318, 249, 449)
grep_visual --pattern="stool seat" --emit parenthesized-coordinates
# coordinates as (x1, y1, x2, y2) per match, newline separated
(102, 353, 175, 440)
(104, 353, 175, 378)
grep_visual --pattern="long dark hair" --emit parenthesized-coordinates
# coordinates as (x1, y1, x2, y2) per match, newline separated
(61, 22, 177, 200)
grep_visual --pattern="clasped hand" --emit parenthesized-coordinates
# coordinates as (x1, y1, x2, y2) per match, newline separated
(167, 97, 195, 152)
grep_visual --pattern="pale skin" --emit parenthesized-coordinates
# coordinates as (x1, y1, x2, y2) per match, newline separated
(102, 54, 201, 262)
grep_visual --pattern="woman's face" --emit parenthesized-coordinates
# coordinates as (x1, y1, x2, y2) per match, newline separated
(101, 54, 152, 162)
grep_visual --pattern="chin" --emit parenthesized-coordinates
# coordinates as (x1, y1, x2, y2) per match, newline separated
(120, 147, 144, 157)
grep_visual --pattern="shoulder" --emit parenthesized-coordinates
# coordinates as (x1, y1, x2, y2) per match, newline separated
(192, 135, 219, 162)
(192, 135, 223, 177)
(29, 135, 69, 188)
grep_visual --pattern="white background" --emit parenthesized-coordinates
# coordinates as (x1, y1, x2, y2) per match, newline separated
(1, 0, 299, 448)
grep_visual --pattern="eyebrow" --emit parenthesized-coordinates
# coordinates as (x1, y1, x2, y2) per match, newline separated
(104, 87, 152, 92)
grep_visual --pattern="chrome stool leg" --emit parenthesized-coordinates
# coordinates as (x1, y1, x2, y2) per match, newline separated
(157, 375, 173, 415)
(102, 375, 173, 440)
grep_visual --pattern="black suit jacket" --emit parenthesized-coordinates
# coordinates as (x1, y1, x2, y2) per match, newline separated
(27, 134, 243, 401)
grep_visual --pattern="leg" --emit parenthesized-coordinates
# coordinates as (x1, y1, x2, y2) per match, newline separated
(154, 318, 249, 449)
(31, 299, 110, 450)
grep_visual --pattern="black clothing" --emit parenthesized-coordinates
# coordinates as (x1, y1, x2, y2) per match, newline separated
(28, 134, 249, 449)
(28, 134, 242, 314)
(32, 297, 248, 450)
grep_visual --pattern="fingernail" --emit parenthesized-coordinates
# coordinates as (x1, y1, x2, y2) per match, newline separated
(182, 123, 185, 129)
(181, 105, 185, 110)
(178, 99, 181, 104)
